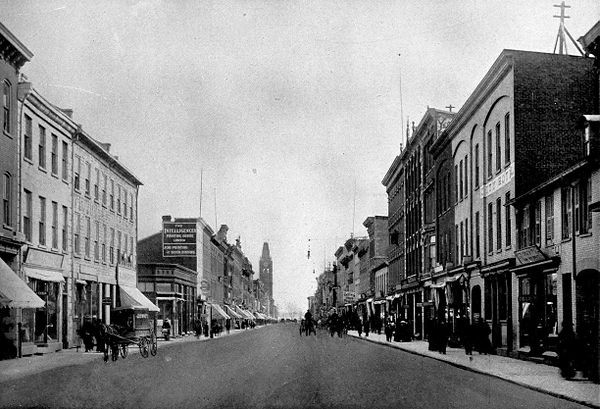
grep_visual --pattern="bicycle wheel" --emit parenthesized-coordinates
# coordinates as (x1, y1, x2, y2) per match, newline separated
(120, 343, 129, 358)
(139, 338, 149, 358)
(150, 332, 158, 356)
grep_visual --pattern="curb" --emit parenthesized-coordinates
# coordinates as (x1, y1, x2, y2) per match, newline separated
(349, 334, 599, 409)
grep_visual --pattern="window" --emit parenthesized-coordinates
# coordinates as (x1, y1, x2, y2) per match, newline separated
(474, 144, 480, 188)
(455, 224, 459, 264)
(505, 113, 510, 165)
(110, 228, 115, 264)
(576, 179, 591, 234)
(24, 115, 32, 159)
(545, 194, 554, 245)
(39, 196, 46, 245)
(459, 160, 464, 199)
(488, 202, 493, 252)
(102, 174, 107, 206)
(74, 156, 81, 191)
(85, 216, 90, 257)
(464, 154, 468, 197)
(505, 192, 511, 247)
(124, 233, 128, 255)
(62, 206, 68, 251)
(465, 217, 469, 256)
(534, 200, 541, 246)
(130, 236, 134, 258)
(74, 213, 80, 255)
(124, 191, 128, 218)
(38, 126, 46, 169)
(61, 141, 68, 180)
(2, 174, 10, 226)
(23, 190, 31, 241)
(51, 201, 58, 248)
(3, 81, 11, 133)
(496, 198, 502, 250)
(84, 162, 91, 196)
(110, 179, 114, 210)
(94, 221, 99, 260)
(495, 122, 501, 171)
(585, 178, 592, 233)
(561, 187, 572, 240)
(94, 169, 99, 200)
(117, 185, 121, 215)
(117, 231, 122, 262)
(460, 221, 464, 261)
(454, 165, 458, 203)
(519, 205, 530, 248)
(51, 134, 58, 175)
(487, 130, 493, 178)
(102, 224, 107, 262)
(475, 211, 480, 258)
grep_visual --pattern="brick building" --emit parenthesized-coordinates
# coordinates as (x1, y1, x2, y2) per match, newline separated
(71, 127, 150, 346)
(18, 85, 74, 353)
(438, 49, 596, 356)
(0, 22, 40, 360)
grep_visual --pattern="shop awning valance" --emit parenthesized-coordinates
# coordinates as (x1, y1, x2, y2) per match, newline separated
(0, 259, 45, 309)
(23, 266, 65, 283)
(118, 285, 159, 312)
(209, 304, 230, 320)
(224, 305, 242, 319)
(236, 307, 255, 320)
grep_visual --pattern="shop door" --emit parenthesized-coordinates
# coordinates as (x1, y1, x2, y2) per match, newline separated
(62, 294, 68, 349)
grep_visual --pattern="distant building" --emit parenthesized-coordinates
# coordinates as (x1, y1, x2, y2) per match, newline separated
(259, 242, 274, 315)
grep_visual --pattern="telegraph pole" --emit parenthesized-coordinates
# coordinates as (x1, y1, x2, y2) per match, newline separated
(553, 1, 584, 55)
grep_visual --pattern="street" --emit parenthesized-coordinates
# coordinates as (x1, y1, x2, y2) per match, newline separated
(0, 324, 590, 409)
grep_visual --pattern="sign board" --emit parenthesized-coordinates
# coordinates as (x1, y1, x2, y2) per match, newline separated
(163, 222, 197, 257)
(515, 245, 546, 266)
(102, 297, 112, 305)
(200, 279, 210, 296)
(343, 291, 356, 302)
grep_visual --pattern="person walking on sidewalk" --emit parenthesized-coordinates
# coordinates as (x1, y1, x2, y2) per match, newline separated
(474, 317, 491, 354)
(438, 320, 449, 354)
(459, 316, 473, 356)
(357, 316, 363, 337)
(558, 321, 576, 379)
(363, 316, 370, 337)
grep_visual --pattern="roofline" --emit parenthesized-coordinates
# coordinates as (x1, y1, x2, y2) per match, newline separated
(578, 20, 600, 53)
(74, 129, 143, 186)
(0, 21, 33, 62)
(25, 87, 78, 135)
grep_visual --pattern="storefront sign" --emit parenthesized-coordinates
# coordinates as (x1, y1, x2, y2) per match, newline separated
(163, 222, 197, 257)
(480, 163, 514, 198)
(515, 246, 546, 266)
(343, 291, 356, 302)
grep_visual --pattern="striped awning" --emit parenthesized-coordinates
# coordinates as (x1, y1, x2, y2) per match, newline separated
(0, 259, 45, 309)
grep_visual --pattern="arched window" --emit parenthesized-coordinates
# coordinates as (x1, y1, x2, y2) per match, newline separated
(3, 173, 11, 226)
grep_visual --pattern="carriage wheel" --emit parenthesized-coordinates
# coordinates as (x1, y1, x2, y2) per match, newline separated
(150, 333, 158, 356)
(139, 338, 149, 358)
(120, 344, 129, 358)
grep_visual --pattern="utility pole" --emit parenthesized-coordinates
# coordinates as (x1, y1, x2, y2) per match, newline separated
(553, 1, 584, 55)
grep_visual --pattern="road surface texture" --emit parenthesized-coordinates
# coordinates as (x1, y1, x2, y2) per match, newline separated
(0, 324, 590, 409)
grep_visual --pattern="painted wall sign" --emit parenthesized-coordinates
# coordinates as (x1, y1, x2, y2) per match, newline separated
(163, 222, 197, 257)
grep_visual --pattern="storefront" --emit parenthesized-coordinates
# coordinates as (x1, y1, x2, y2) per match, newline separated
(0, 257, 45, 359)
(512, 251, 559, 356)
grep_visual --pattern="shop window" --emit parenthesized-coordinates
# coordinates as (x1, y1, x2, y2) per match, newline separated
(26, 279, 58, 344)
(471, 285, 482, 318)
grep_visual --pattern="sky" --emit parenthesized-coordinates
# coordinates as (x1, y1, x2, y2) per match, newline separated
(2, 0, 599, 316)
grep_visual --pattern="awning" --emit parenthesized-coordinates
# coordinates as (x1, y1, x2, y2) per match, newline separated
(237, 307, 255, 320)
(118, 285, 159, 312)
(75, 279, 87, 285)
(23, 266, 65, 283)
(430, 282, 446, 289)
(0, 259, 45, 309)
(224, 305, 242, 319)
(209, 304, 230, 320)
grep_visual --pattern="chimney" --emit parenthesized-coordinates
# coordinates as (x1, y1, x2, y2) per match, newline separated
(162, 215, 172, 222)
(60, 108, 73, 118)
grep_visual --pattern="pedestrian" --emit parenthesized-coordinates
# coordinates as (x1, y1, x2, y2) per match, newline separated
(357, 316, 363, 337)
(558, 321, 576, 379)
(428, 319, 438, 351)
(474, 317, 491, 354)
(225, 318, 231, 334)
(363, 316, 370, 337)
(459, 316, 473, 356)
(79, 316, 95, 352)
(438, 320, 449, 354)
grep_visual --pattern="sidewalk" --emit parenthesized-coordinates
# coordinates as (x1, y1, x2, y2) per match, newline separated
(0, 328, 248, 384)
(347, 330, 599, 408)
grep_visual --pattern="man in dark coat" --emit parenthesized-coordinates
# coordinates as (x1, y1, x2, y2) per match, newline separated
(558, 321, 576, 379)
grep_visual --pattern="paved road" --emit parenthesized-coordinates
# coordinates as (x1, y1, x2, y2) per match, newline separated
(0, 324, 590, 409)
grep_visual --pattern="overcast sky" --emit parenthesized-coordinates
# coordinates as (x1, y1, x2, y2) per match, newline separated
(2, 0, 599, 315)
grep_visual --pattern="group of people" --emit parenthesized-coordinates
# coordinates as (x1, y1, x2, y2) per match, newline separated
(78, 316, 106, 353)
(427, 316, 492, 355)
